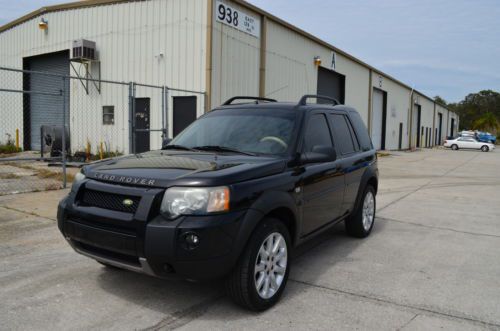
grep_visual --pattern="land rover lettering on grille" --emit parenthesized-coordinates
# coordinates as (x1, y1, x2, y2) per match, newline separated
(92, 172, 156, 186)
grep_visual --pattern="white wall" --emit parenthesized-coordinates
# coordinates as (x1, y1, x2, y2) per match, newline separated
(371, 73, 411, 150)
(211, 0, 260, 108)
(0, 0, 208, 152)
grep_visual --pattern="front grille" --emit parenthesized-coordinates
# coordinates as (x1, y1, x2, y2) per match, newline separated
(80, 189, 141, 213)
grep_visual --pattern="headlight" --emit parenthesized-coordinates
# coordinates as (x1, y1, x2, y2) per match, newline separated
(73, 170, 86, 184)
(160, 186, 230, 218)
(71, 170, 86, 192)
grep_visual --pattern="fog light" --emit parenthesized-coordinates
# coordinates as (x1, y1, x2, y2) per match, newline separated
(185, 232, 199, 245)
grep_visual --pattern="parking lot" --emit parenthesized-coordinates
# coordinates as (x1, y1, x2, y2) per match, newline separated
(1, 148, 499, 330)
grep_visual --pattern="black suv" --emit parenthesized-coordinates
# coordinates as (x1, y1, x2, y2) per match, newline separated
(58, 95, 378, 311)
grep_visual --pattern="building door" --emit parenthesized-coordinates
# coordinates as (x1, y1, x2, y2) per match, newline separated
(398, 123, 403, 150)
(425, 128, 429, 148)
(317, 67, 345, 104)
(24, 51, 70, 151)
(134, 98, 150, 153)
(450, 118, 455, 137)
(413, 104, 421, 148)
(173, 96, 197, 137)
(371, 88, 387, 150)
(438, 113, 443, 144)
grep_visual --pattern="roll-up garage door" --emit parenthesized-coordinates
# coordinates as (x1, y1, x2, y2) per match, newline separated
(317, 67, 345, 104)
(25, 51, 70, 151)
(371, 88, 386, 150)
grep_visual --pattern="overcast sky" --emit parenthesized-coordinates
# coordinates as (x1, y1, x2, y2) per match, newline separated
(1, 0, 499, 102)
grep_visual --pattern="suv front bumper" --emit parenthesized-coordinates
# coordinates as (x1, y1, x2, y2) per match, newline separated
(57, 193, 261, 280)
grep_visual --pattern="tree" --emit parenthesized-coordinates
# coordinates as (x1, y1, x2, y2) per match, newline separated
(434, 95, 447, 106)
(451, 90, 500, 131)
(472, 112, 499, 133)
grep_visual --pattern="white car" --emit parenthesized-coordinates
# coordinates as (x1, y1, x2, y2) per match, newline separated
(444, 137, 495, 152)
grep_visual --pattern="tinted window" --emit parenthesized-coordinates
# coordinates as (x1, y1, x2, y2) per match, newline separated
(171, 111, 296, 155)
(348, 111, 372, 151)
(303, 114, 333, 152)
(330, 114, 357, 155)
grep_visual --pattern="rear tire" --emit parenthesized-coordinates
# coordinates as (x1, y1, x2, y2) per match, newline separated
(451, 144, 459, 150)
(226, 218, 291, 311)
(345, 185, 376, 238)
(481, 145, 489, 152)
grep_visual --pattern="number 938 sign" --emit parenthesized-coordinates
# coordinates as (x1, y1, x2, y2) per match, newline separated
(215, 1, 260, 38)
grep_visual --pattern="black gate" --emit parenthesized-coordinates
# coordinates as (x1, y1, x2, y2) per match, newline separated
(134, 98, 150, 153)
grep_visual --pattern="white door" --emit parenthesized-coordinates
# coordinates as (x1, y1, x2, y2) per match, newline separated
(371, 89, 384, 150)
(412, 106, 419, 148)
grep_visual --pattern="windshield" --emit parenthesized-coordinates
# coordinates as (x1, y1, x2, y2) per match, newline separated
(170, 111, 297, 155)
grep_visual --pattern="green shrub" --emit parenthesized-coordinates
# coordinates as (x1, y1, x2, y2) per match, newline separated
(0, 134, 22, 154)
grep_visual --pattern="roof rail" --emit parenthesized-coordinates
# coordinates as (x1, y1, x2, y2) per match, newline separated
(298, 94, 340, 106)
(222, 96, 277, 105)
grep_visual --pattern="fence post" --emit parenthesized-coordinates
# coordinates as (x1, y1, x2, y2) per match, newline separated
(128, 82, 134, 154)
(164, 86, 169, 140)
(61, 77, 67, 188)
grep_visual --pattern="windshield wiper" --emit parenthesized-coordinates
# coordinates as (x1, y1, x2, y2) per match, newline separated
(162, 144, 197, 152)
(193, 145, 256, 156)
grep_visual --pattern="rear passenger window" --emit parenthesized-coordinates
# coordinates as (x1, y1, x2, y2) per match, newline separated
(303, 114, 333, 152)
(348, 111, 372, 151)
(330, 114, 357, 155)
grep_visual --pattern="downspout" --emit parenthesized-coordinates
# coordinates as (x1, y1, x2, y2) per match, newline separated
(367, 69, 373, 134)
(408, 87, 414, 149)
(432, 102, 436, 147)
(205, 0, 214, 111)
(259, 16, 267, 97)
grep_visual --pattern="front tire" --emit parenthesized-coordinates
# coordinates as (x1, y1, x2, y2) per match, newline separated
(451, 144, 459, 150)
(345, 185, 376, 238)
(481, 145, 489, 152)
(226, 218, 291, 311)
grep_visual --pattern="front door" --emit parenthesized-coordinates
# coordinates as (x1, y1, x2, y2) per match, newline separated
(134, 98, 150, 153)
(300, 113, 344, 236)
(173, 96, 197, 137)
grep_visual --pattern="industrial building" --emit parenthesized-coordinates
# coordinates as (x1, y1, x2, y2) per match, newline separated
(0, 0, 459, 153)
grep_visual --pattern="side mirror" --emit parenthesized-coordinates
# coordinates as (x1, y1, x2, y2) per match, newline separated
(162, 138, 172, 149)
(301, 145, 336, 164)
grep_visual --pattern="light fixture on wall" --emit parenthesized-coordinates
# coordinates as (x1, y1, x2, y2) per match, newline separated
(313, 56, 322, 66)
(38, 18, 48, 31)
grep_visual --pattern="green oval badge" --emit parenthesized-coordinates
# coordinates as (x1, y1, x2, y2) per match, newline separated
(122, 199, 134, 207)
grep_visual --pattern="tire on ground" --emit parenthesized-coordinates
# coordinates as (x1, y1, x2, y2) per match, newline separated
(226, 217, 291, 311)
(345, 185, 376, 238)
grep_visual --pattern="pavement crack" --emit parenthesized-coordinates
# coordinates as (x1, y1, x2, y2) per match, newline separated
(140, 294, 224, 331)
(288, 278, 500, 329)
(377, 216, 500, 239)
(0, 205, 56, 221)
(397, 313, 419, 331)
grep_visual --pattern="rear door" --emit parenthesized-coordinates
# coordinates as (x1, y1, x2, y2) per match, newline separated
(300, 112, 345, 236)
(328, 112, 364, 214)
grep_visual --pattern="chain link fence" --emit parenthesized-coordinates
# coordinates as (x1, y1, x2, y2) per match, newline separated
(0, 66, 205, 196)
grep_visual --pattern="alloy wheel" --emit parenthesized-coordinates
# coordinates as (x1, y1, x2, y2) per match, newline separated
(254, 232, 288, 299)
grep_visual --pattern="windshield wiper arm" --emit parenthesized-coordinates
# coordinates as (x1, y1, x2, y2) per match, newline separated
(193, 145, 256, 156)
(162, 144, 197, 151)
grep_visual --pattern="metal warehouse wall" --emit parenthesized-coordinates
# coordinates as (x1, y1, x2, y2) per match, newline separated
(0, 0, 208, 152)
(371, 74, 411, 150)
(210, 0, 260, 107)
(264, 19, 371, 124)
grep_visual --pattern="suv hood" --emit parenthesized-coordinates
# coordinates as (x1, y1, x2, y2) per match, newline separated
(83, 150, 287, 188)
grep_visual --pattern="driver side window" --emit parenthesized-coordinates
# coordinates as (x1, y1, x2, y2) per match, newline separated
(303, 114, 333, 152)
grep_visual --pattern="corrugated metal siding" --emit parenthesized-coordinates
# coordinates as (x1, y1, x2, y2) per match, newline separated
(210, 0, 260, 107)
(0, 0, 208, 152)
(372, 73, 411, 150)
(27, 52, 70, 150)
